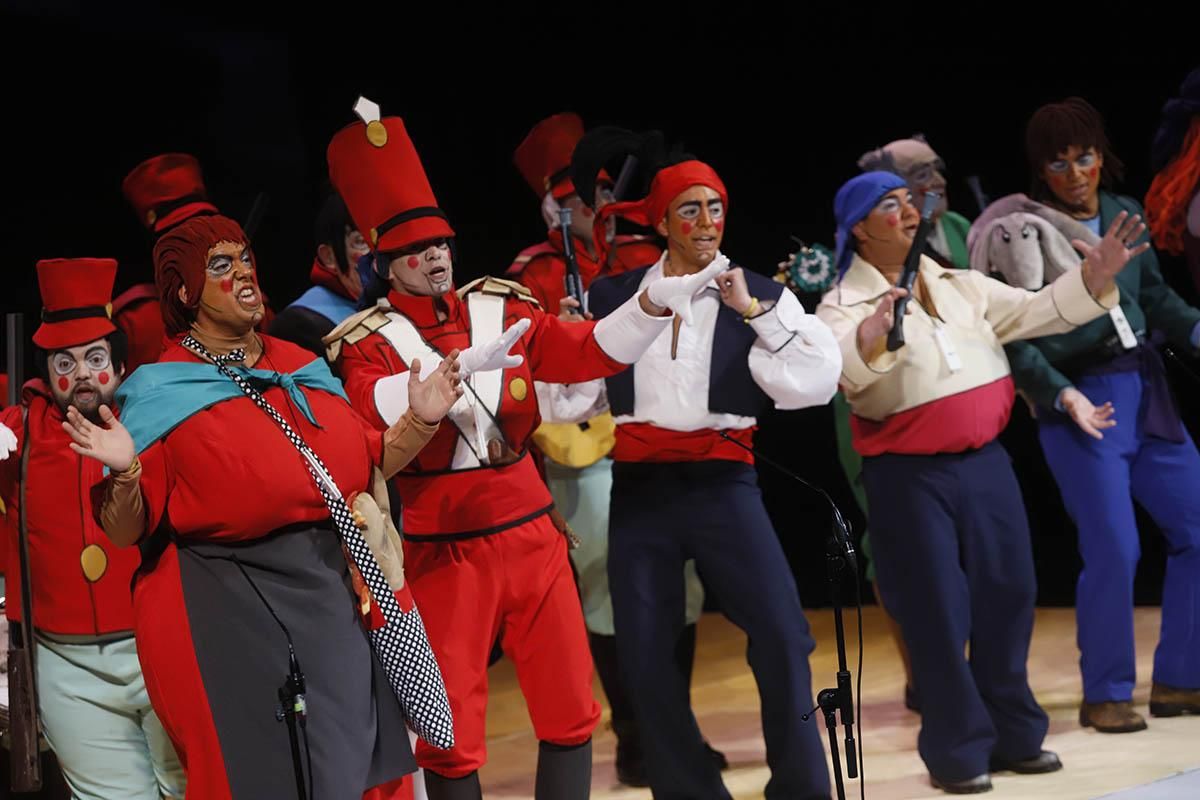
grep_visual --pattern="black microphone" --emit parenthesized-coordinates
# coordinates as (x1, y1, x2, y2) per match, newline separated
(887, 191, 941, 352)
(558, 207, 586, 312)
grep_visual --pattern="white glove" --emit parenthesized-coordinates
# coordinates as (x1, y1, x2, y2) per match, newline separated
(644, 255, 729, 326)
(459, 318, 532, 377)
(0, 422, 17, 461)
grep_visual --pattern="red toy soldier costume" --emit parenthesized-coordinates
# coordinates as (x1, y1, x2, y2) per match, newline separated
(326, 97, 723, 800)
(0, 258, 184, 799)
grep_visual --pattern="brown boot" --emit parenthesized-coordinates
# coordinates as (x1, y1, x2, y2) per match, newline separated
(1150, 683, 1200, 717)
(1079, 701, 1147, 733)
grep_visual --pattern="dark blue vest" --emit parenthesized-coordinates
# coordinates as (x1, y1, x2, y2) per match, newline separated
(589, 264, 785, 419)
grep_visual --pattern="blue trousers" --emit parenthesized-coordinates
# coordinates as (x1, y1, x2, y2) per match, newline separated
(608, 459, 831, 800)
(862, 441, 1049, 781)
(1038, 369, 1200, 702)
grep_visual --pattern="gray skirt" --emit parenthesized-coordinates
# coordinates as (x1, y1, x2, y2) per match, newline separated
(173, 523, 415, 797)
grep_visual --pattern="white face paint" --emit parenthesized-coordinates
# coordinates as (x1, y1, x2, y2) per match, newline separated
(884, 139, 949, 218)
(386, 239, 454, 297)
(48, 339, 122, 422)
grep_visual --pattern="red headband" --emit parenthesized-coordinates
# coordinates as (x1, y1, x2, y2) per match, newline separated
(593, 160, 728, 259)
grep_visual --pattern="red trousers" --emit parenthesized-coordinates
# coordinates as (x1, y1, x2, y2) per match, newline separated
(404, 514, 600, 776)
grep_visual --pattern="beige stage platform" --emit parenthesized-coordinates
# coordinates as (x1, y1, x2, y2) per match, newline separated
(479, 607, 1199, 800)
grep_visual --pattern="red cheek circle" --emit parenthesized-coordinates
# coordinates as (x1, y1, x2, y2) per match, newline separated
(681, 222, 693, 234)
(886, 213, 900, 227)
(715, 220, 725, 232)
(58, 377, 70, 391)
(1088, 166, 1099, 178)
(98, 371, 110, 385)
(406, 256, 421, 269)
(220, 278, 234, 293)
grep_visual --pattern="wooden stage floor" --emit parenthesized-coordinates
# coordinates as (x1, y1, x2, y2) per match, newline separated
(479, 607, 1199, 799)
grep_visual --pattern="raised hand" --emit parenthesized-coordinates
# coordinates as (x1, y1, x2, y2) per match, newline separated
(407, 352, 465, 424)
(643, 257, 729, 325)
(62, 405, 136, 473)
(1077, 210, 1151, 296)
(458, 318, 533, 377)
(856, 287, 909, 356)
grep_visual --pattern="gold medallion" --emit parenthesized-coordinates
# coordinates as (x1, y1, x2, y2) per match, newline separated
(366, 120, 389, 147)
(80, 544, 108, 583)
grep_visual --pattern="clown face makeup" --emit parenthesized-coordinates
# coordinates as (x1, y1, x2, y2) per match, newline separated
(882, 139, 949, 219)
(48, 338, 122, 422)
(853, 188, 920, 268)
(193, 240, 264, 334)
(1042, 145, 1103, 218)
(386, 238, 453, 296)
(657, 185, 725, 271)
(903, 158, 948, 219)
(565, 184, 616, 248)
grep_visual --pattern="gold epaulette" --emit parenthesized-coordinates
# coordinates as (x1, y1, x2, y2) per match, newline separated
(456, 276, 542, 308)
(322, 304, 393, 362)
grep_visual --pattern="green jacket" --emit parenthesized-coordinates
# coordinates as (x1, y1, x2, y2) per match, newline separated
(1005, 191, 1200, 410)
(940, 210, 971, 269)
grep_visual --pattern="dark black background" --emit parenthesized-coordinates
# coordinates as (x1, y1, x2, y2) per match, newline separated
(3, 5, 1197, 608)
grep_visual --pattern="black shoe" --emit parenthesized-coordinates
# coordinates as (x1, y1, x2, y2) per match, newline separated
(989, 750, 1062, 774)
(704, 741, 729, 771)
(904, 683, 920, 713)
(930, 773, 992, 794)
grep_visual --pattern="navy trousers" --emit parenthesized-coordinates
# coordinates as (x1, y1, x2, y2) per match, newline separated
(608, 459, 831, 800)
(861, 441, 1049, 782)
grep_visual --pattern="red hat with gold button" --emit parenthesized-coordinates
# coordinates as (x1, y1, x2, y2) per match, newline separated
(122, 153, 219, 235)
(32, 258, 118, 350)
(327, 97, 455, 253)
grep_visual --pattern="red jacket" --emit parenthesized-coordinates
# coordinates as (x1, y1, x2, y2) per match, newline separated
(336, 283, 626, 538)
(0, 382, 141, 634)
(507, 231, 661, 312)
(113, 284, 167, 375)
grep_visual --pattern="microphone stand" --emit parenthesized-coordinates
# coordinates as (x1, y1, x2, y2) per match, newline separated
(232, 556, 312, 800)
(719, 432, 862, 800)
(277, 646, 309, 800)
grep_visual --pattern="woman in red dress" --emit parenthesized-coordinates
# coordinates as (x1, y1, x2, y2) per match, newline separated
(66, 215, 463, 799)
